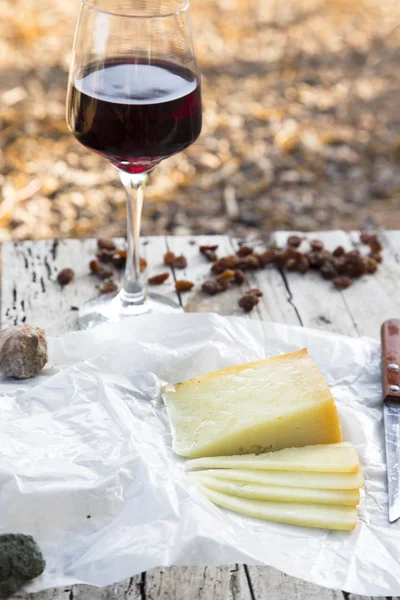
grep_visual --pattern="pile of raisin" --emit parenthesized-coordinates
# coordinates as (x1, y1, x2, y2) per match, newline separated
(88, 238, 147, 294)
(76, 232, 384, 312)
(197, 232, 383, 312)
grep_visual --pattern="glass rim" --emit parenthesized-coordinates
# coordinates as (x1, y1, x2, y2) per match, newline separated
(82, 0, 190, 19)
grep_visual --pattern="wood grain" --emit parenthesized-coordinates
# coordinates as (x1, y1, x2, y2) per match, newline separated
(248, 566, 344, 600)
(19, 567, 251, 600)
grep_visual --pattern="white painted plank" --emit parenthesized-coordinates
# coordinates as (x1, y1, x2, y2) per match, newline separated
(141, 235, 182, 308)
(20, 570, 250, 600)
(343, 231, 400, 339)
(2, 236, 252, 600)
(3, 235, 396, 600)
(245, 230, 393, 600)
(166, 235, 246, 316)
(267, 229, 399, 340)
(272, 231, 359, 336)
(383, 229, 400, 259)
(347, 594, 399, 600)
(12, 567, 251, 599)
(16, 578, 143, 600)
(248, 565, 343, 600)
(166, 235, 300, 324)
(144, 565, 252, 600)
(1, 237, 180, 336)
(229, 237, 300, 326)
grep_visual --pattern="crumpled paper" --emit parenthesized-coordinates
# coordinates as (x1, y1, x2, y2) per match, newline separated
(0, 313, 399, 596)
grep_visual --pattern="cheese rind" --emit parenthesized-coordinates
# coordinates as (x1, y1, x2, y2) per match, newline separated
(197, 484, 357, 531)
(163, 349, 342, 458)
(192, 474, 360, 505)
(186, 442, 359, 473)
(194, 467, 364, 489)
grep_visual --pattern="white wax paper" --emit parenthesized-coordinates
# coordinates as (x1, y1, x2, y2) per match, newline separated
(1, 313, 399, 596)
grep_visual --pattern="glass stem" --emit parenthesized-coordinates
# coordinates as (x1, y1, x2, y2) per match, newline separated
(118, 170, 148, 304)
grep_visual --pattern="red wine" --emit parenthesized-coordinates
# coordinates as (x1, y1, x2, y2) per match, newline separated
(67, 58, 202, 174)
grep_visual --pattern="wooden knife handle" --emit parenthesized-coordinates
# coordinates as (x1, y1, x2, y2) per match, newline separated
(381, 319, 400, 403)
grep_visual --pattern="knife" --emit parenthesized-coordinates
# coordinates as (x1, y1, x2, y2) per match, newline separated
(381, 319, 400, 523)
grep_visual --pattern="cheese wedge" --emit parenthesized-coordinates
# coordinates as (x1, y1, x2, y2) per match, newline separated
(187, 442, 359, 473)
(194, 468, 364, 489)
(163, 349, 342, 458)
(192, 474, 360, 505)
(197, 484, 357, 531)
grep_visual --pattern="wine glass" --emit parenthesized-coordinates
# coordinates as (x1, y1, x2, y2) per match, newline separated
(66, 0, 202, 328)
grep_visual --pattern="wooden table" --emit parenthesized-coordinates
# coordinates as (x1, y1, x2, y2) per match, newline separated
(2, 230, 400, 600)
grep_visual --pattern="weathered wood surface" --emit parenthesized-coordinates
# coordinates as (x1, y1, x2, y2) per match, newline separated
(2, 230, 399, 600)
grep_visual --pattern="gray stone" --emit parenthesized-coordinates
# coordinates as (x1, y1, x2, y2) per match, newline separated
(0, 325, 47, 379)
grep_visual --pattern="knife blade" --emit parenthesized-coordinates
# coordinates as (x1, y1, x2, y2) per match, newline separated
(381, 319, 400, 523)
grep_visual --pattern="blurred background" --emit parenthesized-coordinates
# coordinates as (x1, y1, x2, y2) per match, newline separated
(1, 0, 400, 242)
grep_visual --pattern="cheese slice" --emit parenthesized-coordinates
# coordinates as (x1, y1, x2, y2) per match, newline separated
(197, 484, 357, 531)
(194, 467, 364, 489)
(187, 442, 359, 473)
(192, 474, 360, 505)
(163, 349, 342, 458)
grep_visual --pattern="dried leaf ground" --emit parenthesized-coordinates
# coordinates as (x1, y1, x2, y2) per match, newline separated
(1, 0, 400, 242)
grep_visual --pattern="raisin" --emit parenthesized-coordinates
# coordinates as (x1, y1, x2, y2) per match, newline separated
(237, 245, 253, 257)
(307, 252, 325, 269)
(360, 231, 372, 244)
(57, 268, 75, 286)
(175, 280, 194, 292)
(347, 249, 361, 258)
(333, 256, 347, 274)
(233, 269, 246, 284)
(99, 281, 118, 294)
(287, 235, 302, 248)
(148, 272, 170, 284)
(284, 258, 298, 271)
(173, 255, 187, 269)
(333, 276, 352, 289)
(201, 280, 222, 295)
(217, 279, 230, 291)
(323, 249, 333, 260)
(217, 269, 236, 281)
(245, 288, 263, 297)
(238, 255, 259, 270)
(284, 247, 300, 260)
(310, 239, 324, 252)
(199, 244, 218, 254)
(238, 294, 259, 312)
(223, 255, 241, 268)
(211, 255, 240, 273)
(112, 255, 125, 269)
(297, 256, 310, 273)
(112, 249, 127, 268)
(140, 257, 147, 272)
(202, 249, 217, 262)
(211, 261, 226, 275)
(369, 238, 382, 254)
(369, 252, 382, 263)
(163, 251, 176, 265)
(332, 246, 345, 257)
(97, 238, 116, 251)
(89, 259, 101, 273)
(257, 249, 278, 266)
(96, 249, 114, 263)
(320, 262, 337, 280)
(343, 254, 365, 277)
(97, 268, 113, 280)
(363, 256, 378, 274)
(273, 250, 286, 268)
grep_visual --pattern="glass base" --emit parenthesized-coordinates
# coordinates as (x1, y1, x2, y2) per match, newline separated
(78, 290, 182, 329)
